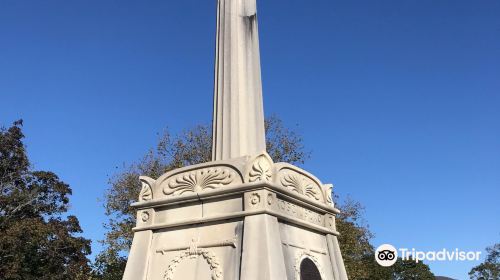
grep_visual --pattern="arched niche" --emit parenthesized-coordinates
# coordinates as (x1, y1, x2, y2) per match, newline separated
(299, 257, 322, 280)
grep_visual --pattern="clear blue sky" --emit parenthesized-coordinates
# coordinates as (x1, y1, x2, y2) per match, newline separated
(1, 0, 498, 279)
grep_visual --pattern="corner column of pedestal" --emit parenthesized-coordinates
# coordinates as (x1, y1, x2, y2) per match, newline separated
(326, 234, 349, 280)
(241, 214, 288, 280)
(123, 230, 153, 280)
(240, 190, 287, 280)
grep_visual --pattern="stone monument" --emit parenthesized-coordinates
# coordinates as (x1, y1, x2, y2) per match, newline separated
(123, 0, 348, 279)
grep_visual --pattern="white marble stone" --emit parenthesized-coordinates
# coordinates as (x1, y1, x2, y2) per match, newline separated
(212, 0, 266, 161)
(124, 154, 348, 279)
(123, 0, 349, 278)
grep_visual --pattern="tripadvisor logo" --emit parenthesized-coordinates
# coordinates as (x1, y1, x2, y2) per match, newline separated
(375, 244, 482, 267)
(375, 244, 398, 267)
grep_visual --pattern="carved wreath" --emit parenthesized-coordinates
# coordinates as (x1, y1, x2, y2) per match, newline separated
(164, 249, 223, 280)
(164, 168, 235, 196)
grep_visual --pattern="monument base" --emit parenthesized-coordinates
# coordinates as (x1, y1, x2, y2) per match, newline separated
(123, 153, 348, 280)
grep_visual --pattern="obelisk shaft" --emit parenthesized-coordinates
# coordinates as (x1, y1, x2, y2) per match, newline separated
(212, 0, 266, 161)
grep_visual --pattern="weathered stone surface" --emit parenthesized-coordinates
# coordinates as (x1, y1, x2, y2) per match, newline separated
(123, 0, 348, 277)
(212, 0, 266, 161)
(124, 155, 348, 280)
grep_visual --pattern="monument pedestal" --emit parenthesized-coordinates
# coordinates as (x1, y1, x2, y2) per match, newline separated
(123, 153, 348, 280)
(124, 0, 349, 277)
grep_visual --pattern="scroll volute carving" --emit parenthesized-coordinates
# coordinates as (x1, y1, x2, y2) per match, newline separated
(324, 184, 334, 206)
(139, 176, 155, 202)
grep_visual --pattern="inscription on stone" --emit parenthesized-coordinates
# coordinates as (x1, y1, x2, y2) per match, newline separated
(276, 198, 324, 227)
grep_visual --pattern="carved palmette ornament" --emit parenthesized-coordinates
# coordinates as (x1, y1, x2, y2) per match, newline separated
(164, 249, 223, 280)
(163, 167, 235, 196)
(247, 154, 273, 182)
(280, 172, 322, 201)
(139, 176, 155, 202)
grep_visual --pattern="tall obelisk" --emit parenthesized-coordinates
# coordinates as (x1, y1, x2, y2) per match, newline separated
(212, 0, 266, 160)
(123, 1, 349, 279)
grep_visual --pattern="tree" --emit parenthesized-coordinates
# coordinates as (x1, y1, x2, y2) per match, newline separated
(91, 250, 127, 280)
(391, 258, 435, 280)
(469, 243, 500, 280)
(335, 197, 375, 279)
(0, 120, 91, 280)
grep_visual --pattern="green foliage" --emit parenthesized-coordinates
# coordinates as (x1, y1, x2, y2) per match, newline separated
(391, 258, 435, 280)
(0, 120, 91, 280)
(335, 197, 375, 279)
(91, 249, 127, 280)
(264, 115, 310, 164)
(469, 243, 500, 280)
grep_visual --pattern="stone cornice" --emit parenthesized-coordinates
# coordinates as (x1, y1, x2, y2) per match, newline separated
(136, 152, 338, 209)
(131, 153, 342, 239)
(132, 181, 339, 214)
